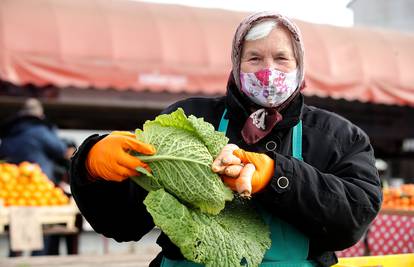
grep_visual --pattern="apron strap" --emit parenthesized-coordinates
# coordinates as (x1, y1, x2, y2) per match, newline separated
(292, 120, 303, 161)
(218, 108, 229, 133)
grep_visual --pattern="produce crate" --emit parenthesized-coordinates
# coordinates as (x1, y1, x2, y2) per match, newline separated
(380, 207, 414, 216)
(0, 198, 79, 234)
(0, 162, 76, 236)
(333, 253, 414, 267)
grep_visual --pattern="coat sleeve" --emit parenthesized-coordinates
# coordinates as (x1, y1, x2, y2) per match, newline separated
(256, 118, 382, 252)
(69, 134, 155, 242)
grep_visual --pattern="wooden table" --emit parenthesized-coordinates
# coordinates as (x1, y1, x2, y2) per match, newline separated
(380, 208, 414, 216)
(0, 199, 79, 234)
(0, 199, 80, 251)
(0, 254, 154, 267)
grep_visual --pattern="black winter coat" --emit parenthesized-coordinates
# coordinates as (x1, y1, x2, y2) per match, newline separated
(70, 84, 382, 267)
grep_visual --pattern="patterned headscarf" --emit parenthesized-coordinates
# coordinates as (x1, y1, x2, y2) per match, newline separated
(230, 11, 305, 144)
(232, 11, 305, 91)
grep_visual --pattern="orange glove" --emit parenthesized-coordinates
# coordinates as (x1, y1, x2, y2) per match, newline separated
(86, 131, 156, 182)
(222, 149, 274, 196)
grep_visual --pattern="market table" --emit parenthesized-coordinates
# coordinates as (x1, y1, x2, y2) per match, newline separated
(336, 209, 414, 257)
(0, 198, 80, 251)
(0, 253, 153, 267)
(0, 198, 79, 233)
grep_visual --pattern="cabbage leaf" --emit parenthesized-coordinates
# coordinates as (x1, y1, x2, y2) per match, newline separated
(144, 188, 271, 267)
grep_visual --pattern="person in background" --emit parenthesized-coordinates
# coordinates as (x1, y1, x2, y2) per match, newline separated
(0, 98, 67, 184)
(0, 98, 67, 256)
(46, 139, 83, 255)
(70, 11, 382, 266)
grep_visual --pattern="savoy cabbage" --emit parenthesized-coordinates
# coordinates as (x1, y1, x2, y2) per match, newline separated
(132, 108, 271, 267)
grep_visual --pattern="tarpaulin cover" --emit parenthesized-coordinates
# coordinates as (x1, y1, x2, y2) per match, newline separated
(1, 0, 414, 106)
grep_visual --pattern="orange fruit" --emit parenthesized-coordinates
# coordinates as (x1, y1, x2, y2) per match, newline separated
(6, 198, 17, 206)
(9, 190, 19, 199)
(15, 198, 27, 206)
(35, 184, 47, 192)
(32, 191, 42, 199)
(18, 176, 30, 185)
(48, 197, 59, 206)
(43, 191, 52, 199)
(20, 190, 32, 199)
(37, 197, 48, 206)
(26, 183, 36, 192)
(0, 173, 12, 183)
(52, 187, 64, 196)
(14, 184, 24, 192)
(57, 195, 69, 205)
(0, 190, 8, 199)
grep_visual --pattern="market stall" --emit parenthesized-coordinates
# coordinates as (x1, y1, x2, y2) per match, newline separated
(0, 162, 79, 252)
(0, 0, 414, 263)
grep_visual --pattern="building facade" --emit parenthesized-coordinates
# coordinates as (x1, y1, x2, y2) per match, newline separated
(348, 0, 414, 32)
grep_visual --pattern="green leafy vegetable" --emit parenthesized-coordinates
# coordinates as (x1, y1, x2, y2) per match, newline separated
(134, 108, 233, 215)
(132, 108, 271, 266)
(144, 189, 271, 267)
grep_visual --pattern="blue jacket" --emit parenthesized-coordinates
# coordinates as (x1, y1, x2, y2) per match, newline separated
(0, 115, 66, 182)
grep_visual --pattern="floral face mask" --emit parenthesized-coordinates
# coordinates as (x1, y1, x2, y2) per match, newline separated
(240, 68, 299, 108)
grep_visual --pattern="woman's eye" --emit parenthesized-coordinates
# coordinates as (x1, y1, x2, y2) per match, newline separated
(249, 57, 259, 62)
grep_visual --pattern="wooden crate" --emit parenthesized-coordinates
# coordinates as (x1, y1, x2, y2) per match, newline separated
(380, 207, 414, 216)
(0, 198, 79, 234)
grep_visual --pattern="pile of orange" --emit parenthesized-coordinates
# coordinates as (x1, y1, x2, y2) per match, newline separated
(0, 162, 69, 207)
(382, 184, 414, 210)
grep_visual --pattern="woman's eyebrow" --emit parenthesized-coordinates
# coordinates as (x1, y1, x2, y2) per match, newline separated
(274, 50, 289, 56)
(242, 50, 261, 58)
(274, 50, 294, 58)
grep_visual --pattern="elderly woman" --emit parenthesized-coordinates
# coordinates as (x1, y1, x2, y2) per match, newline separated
(70, 11, 382, 267)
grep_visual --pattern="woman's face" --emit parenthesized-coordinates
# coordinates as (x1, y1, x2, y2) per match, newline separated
(240, 26, 297, 73)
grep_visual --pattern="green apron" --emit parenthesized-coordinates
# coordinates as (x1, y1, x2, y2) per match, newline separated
(161, 109, 315, 267)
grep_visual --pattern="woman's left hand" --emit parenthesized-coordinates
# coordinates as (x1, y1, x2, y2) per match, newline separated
(212, 145, 275, 197)
(211, 144, 241, 174)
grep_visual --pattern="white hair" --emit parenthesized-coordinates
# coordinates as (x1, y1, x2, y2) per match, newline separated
(245, 20, 277, 41)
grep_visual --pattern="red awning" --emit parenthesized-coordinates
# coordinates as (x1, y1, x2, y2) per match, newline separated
(1, 0, 414, 106)
(297, 21, 414, 106)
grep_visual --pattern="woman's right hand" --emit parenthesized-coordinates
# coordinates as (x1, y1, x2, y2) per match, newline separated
(86, 131, 156, 182)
